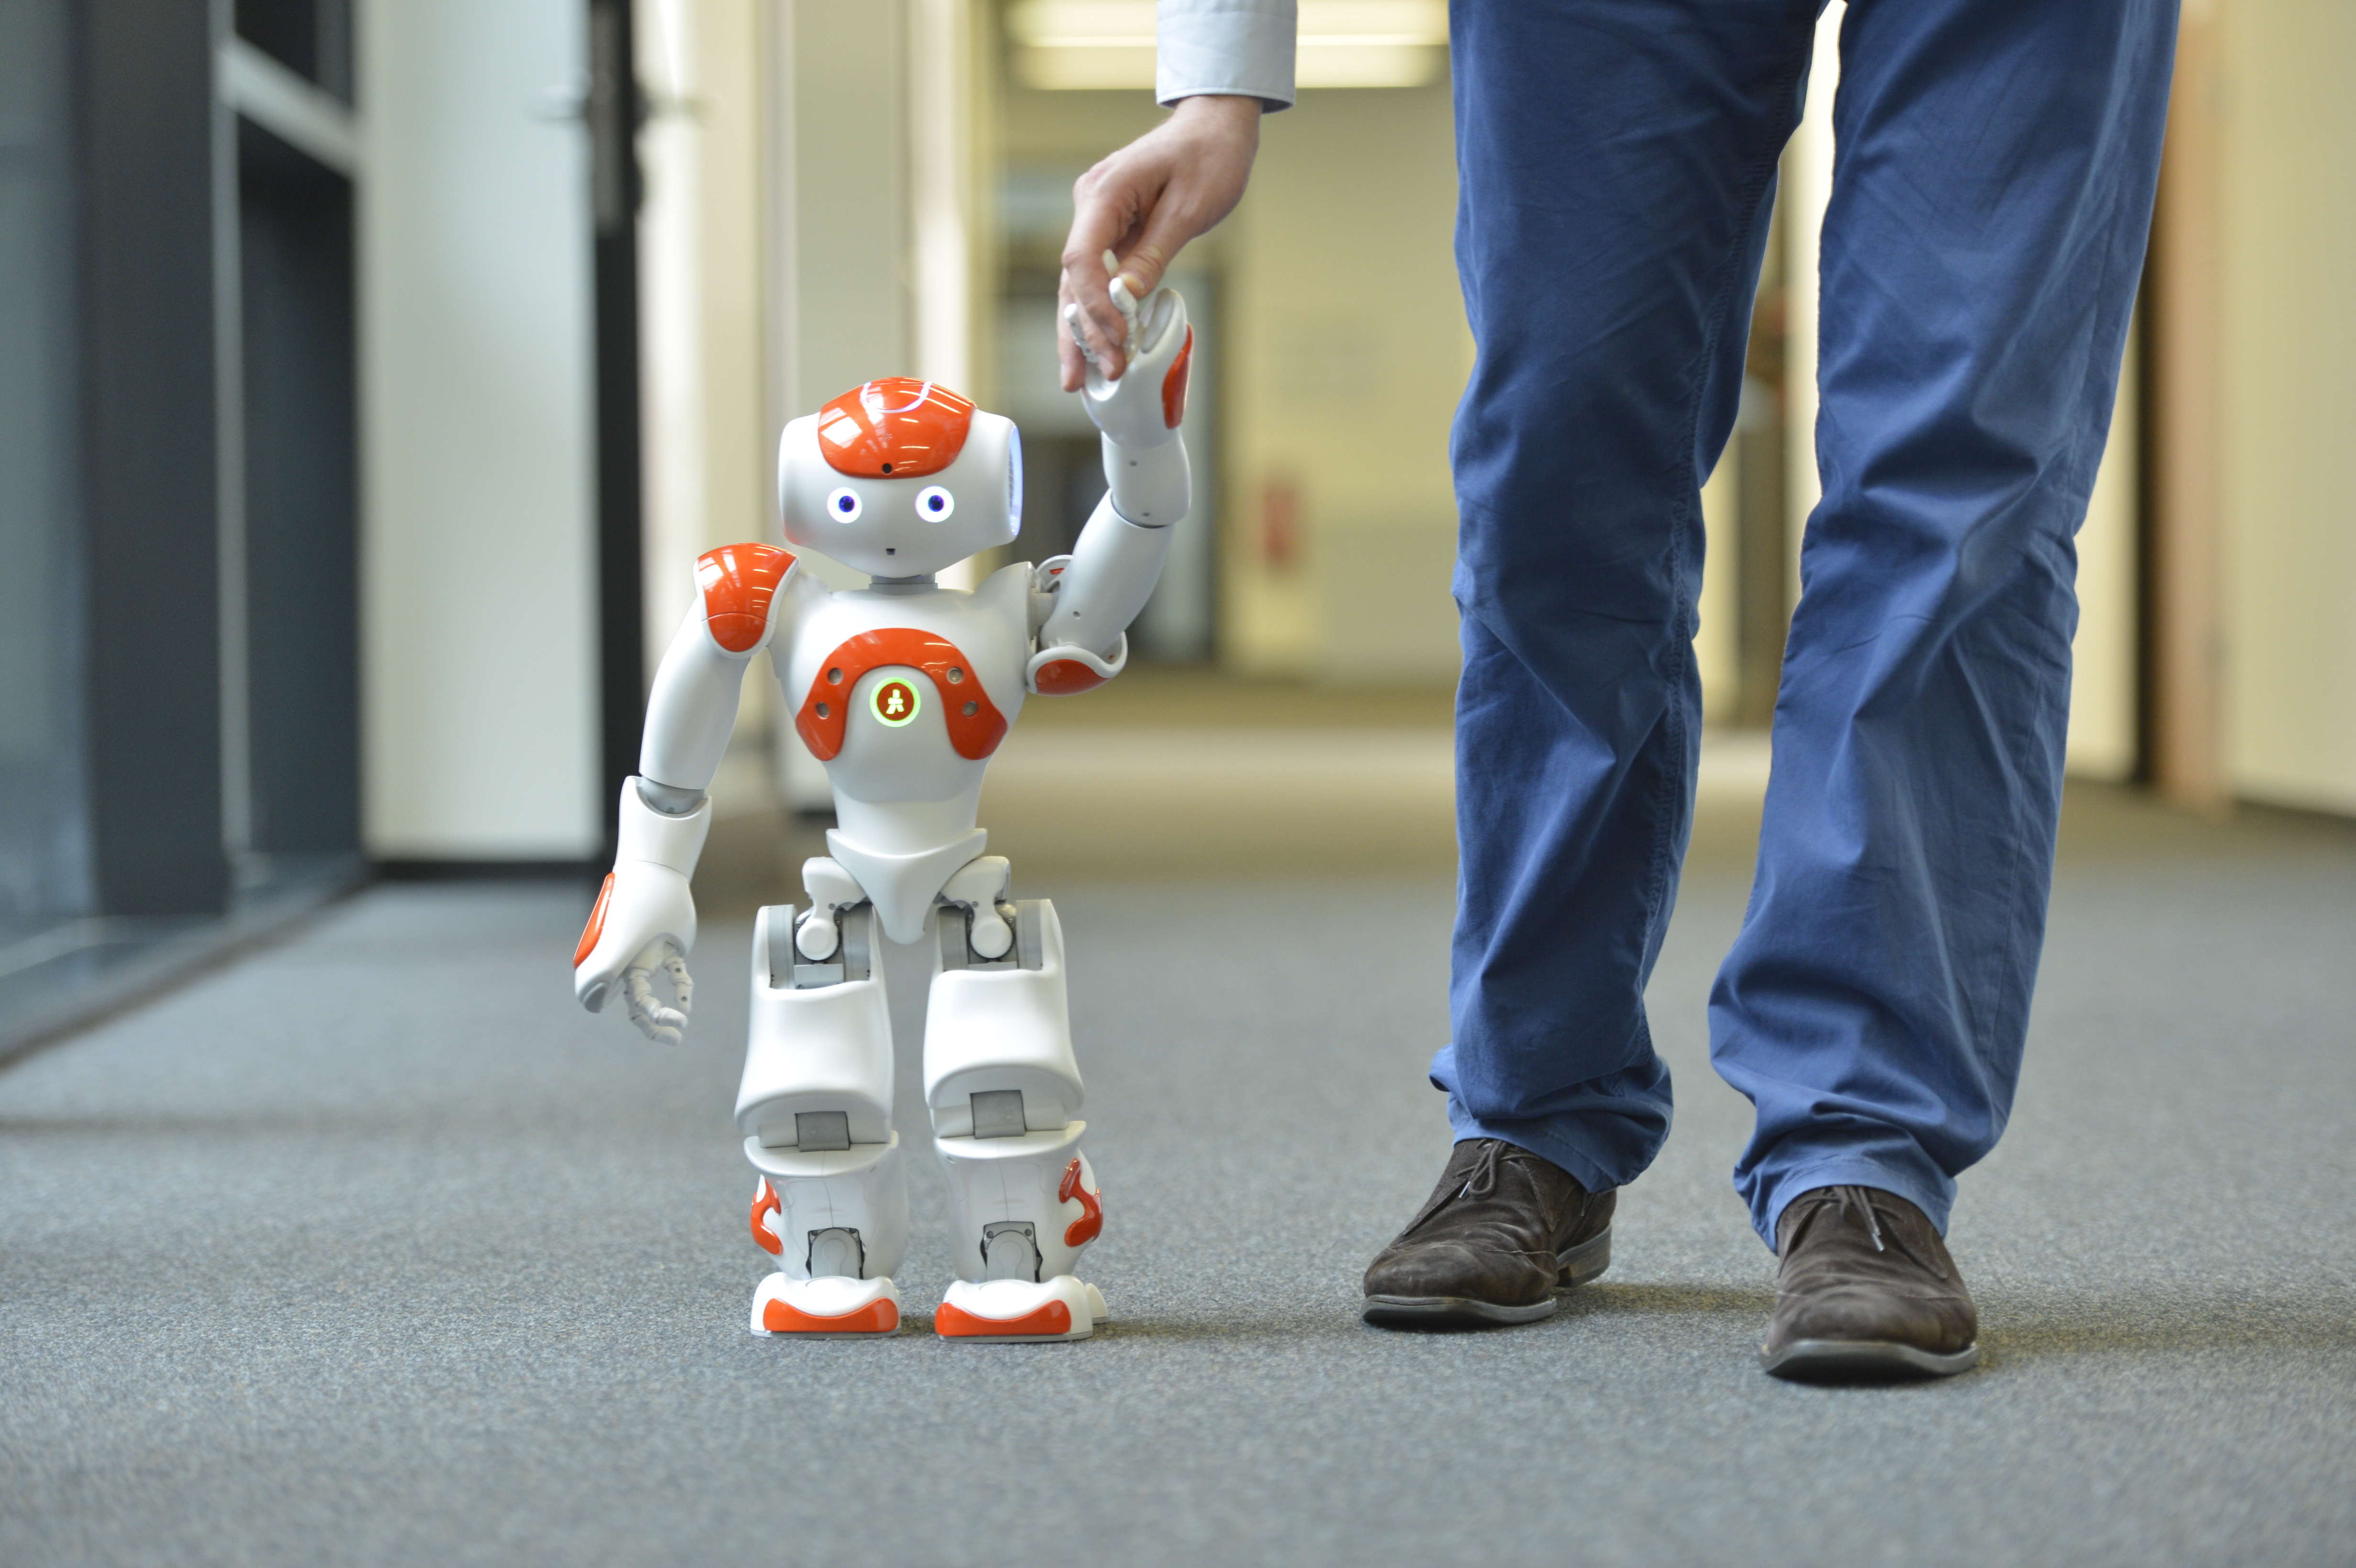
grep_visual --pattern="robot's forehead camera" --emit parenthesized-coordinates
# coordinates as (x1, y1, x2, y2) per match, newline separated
(816, 379, 975, 479)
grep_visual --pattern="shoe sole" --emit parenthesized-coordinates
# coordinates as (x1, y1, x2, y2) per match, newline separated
(1361, 1228, 1611, 1329)
(1759, 1337, 1980, 1382)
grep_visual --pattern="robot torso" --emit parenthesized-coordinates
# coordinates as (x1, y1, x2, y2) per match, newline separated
(774, 563, 1034, 858)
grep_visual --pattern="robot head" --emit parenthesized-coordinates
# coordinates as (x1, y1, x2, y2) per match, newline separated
(777, 378, 1023, 577)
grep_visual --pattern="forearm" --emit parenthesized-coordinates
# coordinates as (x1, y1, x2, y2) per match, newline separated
(1104, 432, 1189, 528)
(1039, 469, 1185, 659)
(578, 597, 744, 1003)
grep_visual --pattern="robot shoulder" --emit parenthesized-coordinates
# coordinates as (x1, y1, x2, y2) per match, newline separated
(695, 543, 798, 654)
(979, 559, 1036, 625)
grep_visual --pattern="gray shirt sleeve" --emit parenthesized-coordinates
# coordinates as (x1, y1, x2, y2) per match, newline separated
(1156, 0, 1298, 110)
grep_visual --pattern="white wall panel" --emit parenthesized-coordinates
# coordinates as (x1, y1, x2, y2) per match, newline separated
(360, 0, 600, 858)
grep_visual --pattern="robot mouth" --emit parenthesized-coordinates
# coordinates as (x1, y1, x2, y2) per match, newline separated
(885, 547, 896, 555)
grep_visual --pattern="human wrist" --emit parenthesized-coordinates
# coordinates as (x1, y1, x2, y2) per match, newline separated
(1169, 93, 1263, 139)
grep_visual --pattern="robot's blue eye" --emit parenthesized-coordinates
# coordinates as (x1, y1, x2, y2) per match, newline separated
(916, 486, 954, 522)
(825, 487, 862, 523)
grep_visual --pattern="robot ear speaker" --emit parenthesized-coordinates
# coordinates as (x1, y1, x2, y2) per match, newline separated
(1005, 424, 1024, 534)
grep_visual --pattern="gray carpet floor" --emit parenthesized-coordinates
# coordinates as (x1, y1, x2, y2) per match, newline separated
(2, 787, 2352, 1566)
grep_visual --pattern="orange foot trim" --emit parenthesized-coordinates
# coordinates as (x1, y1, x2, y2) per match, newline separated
(750, 1180, 783, 1256)
(934, 1298, 1073, 1339)
(1059, 1158, 1103, 1248)
(762, 1296, 899, 1334)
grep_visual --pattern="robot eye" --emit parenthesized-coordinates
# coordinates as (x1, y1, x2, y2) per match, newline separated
(825, 487, 862, 523)
(915, 486, 955, 523)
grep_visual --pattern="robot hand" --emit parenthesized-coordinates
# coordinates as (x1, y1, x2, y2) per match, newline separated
(572, 859, 700, 1045)
(1063, 251, 1190, 450)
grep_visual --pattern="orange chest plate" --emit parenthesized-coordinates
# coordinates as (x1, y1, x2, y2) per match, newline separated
(795, 628, 1010, 762)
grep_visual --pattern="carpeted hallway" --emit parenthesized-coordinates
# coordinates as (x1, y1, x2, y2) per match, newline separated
(2, 751, 2352, 1565)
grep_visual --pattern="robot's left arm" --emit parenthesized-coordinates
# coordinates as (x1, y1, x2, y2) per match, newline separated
(1029, 283, 1196, 687)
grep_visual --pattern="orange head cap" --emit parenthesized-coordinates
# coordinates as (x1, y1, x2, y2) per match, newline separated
(815, 379, 973, 479)
(777, 379, 1023, 577)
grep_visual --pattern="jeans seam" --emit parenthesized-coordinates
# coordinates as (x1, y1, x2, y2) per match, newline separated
(1644, 40, 1816, 981)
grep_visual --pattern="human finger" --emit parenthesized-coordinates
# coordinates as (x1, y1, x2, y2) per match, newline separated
(1062, 171, 1147, 378)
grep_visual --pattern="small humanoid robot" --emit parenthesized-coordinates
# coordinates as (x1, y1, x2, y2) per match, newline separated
(570, 275, 1195, 1342)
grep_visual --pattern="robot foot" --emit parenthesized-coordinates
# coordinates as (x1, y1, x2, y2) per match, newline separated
(751, 1274, 902, 1337)
(934, 1276, 1104, 1342)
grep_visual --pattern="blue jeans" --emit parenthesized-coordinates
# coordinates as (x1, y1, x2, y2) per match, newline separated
(1431, 0, 2177, 1244)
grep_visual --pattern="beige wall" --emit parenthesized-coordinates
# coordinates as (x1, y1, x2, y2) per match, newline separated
(637, 0, 768, 644)
(1000, 78, 1465, 684)
(2221, 0, 2356, 814)
(1221, 83, 1466, 682)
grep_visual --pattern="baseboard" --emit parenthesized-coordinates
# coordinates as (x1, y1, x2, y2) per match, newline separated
(373, 858, 605, 883)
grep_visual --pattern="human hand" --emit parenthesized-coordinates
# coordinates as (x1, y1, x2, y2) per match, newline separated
(1058, 94, 1260, 390)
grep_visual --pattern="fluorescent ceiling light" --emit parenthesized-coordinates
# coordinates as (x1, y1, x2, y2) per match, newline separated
(1008, 0, 1447, 90)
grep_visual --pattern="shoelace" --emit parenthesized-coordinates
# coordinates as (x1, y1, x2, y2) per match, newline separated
(1461, 1138, 1511, 1199)
(1396, 1141, 1533, 1241)
(1806, 1185, 1948, 1280)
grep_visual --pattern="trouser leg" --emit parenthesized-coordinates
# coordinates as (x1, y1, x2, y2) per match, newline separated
(1437, 0, 1820, 1191)
(1711, 0, 2177, 1244)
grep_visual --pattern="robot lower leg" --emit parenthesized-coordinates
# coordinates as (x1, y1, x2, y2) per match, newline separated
(924, 894, 1107, 1340)
(737, 895, 910, 1334)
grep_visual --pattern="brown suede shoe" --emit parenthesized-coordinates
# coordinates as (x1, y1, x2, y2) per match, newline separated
(1760, 1185, 1980, 1381)
(1362, 1139, 1614, 1328)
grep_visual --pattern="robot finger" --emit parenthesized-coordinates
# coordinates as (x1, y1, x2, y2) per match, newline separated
(662, 951, 695, 1018)
(1062, 302, 1103, 373)
(624, 962, 687, 1045)
(1102, 248, 1143, 352)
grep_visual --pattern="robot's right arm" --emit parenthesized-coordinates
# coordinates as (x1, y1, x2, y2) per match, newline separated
(1034, 281, 1194, 683)
(572, 544, 811, 1041)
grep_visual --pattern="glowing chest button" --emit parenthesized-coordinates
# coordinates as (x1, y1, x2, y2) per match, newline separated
(872, 678, 921, 727)
(794, 628, 1008, 762)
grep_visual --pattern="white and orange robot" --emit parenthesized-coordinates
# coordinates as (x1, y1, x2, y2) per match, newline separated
(570, 278, 1194, 1342)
